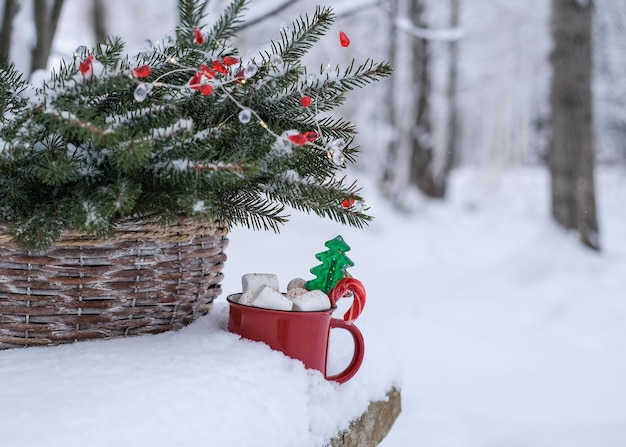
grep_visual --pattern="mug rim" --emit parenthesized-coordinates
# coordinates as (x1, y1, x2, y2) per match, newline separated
(226, 293, 337, 313)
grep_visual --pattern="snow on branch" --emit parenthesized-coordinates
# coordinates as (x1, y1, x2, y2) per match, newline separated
(149, 118, 193, 140)
(395, 17, 464, 42)
(44, 108, 109, 138)
(159, 159, 245, 174)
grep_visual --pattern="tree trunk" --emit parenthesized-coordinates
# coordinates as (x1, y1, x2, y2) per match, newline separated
(442, 0, 460, 196)
(0, 0, 20, 66)
(380, 0, 400, 198)
(549, 0, 600, 250)
(92, 0, 107, 43)
(382, 0, 459, 202)
(408, 0, 438, 197)
(31, 0, 65, 73)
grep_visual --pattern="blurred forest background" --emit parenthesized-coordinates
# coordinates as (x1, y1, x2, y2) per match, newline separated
(1, 0, 623, 250)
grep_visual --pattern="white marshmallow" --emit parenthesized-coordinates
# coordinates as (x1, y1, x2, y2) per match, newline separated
(238, 289, 256, 306)
(251, 285, 293, 311)
(287, 277, 307, 291)
(242, 273, 280, 293)
(291, 289, 331, 311)
(286, 287, 308, 299)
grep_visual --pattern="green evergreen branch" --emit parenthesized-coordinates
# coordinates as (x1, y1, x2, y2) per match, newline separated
(206, 0, 248, 52)
(0, 0, 391, 249)
(308, 59, 393, 94)
(218, 190, 288, 231)
(264, 176, 371, 228)
(177, 0, 210, 44)
(0, 61, 28, 119)
(270, 6, 334, 63)
(10, 206, 67, 251)
(93, 36, 126, 68)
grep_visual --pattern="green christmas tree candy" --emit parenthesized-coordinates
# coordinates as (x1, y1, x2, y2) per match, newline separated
(306, 235, 354, 294)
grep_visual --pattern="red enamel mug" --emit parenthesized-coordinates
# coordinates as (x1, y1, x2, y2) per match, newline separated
(227, 294, 365, 384)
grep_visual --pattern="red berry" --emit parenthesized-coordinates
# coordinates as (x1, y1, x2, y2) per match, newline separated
(199, 84, 213, 95)
(288, 134, 308, 146)
(339, 31, 351, 48)
(189, 71, 203, 89)
(79, 55, 94, 74)
(304, 131, 320, 142)
(200, 64, 216, 79)
(301, 95, 312, 107)
(342, 198, 355, 209)
(194, 28, 205, 45)
(223, 56, 240, 66)
(132, 64, 152, 78)
(233, 69, 246, 84)
(212, 59, 228, 74)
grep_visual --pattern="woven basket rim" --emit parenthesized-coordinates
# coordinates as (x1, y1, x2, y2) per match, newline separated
(0, 215, 228, 249)
(0, 216, 229, 349)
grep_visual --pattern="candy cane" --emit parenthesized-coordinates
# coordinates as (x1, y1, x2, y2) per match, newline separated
(328, 278, 366, 324)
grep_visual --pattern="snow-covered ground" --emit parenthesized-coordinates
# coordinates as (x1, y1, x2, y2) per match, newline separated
(3, 1, 626, 445)
(224, 166, 626, 447)
(2, 166, 626, 447)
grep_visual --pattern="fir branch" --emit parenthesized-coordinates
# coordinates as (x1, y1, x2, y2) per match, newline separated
(269, 87, 345, 115)
(308, 59, 393, 94)
(71, 198, 114, 236)
(0, 174, 32, 220)
(104, 104, 171, 129)
(41, 108, 110, 140)
(110, 139, 152, 173)
(340, 59, 393, 88)
(0, 0, 392, 249)
(37, 153, 79, 186)
(217, 190, 288, 232)
(314, 116, 357, 141)
(92, 179, 142, 216)
(154, 159, 246, 175)
(91, 36, 126, 69)
(0, 61, 28, 120)
(206, 0, 248, 52)
(10, 206, 67, 252)
(270, 6, 334, 63)
(187, 161, 245, 174)
(264, 176, 371, 228)
(177, 0, 210, 45)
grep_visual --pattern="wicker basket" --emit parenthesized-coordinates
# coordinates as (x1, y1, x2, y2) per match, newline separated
(0, 216, 228, 349)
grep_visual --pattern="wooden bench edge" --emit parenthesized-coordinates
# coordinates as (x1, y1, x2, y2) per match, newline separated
(327, 387, 402, 447)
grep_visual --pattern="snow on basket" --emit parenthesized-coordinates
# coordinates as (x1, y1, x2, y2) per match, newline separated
(0, 217, 228, 349)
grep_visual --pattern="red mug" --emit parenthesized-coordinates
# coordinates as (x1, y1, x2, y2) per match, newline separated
(227, 294, 365, 383)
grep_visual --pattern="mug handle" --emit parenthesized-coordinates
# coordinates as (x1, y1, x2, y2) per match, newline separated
(325, 318, 365, 384)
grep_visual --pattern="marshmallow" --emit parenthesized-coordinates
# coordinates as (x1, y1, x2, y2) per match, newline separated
(251, 285, 293, 311)
(242, 273, 280, 293)
(287, 277, 307, 291)
(237, 289, 256, 306)
(286, 287, 308, 299)
(291, 289, 331, 311)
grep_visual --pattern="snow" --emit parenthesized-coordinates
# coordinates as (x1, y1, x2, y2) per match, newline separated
(394, 16, 465, 42)
(149, 117, 193, 139)
(0, 302, 397, 447)
(2, 166, 626, 447)
(192, 200, 206, 213)
(222, 167, 626, 447)
(4, 0, 626, 445)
